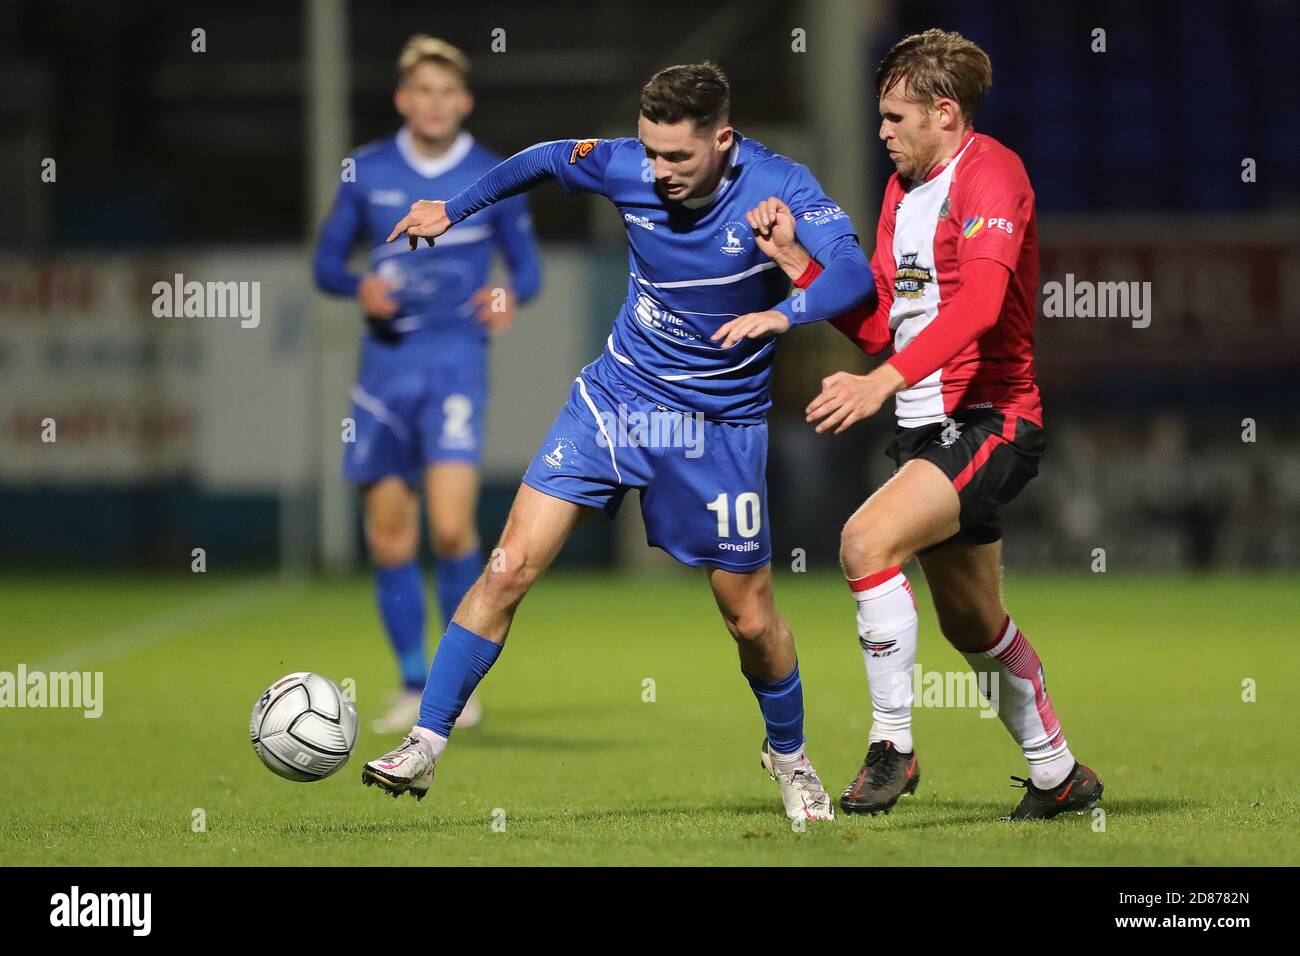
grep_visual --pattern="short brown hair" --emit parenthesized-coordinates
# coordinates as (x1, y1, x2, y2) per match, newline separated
(876, 29, 992, 124)
(397, 35, 470, 84)
(640, 61, 730, 131)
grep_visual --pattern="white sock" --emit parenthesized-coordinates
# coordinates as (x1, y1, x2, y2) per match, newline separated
(771, 747, 807, 773)
(962, 616, 1075, 790)
(410, 724, 448, 759)
(848, 565, 918, 754)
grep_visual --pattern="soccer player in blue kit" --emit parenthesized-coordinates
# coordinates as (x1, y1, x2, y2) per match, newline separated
(361, 62, 875, 821)
(313, 37, 542, 734)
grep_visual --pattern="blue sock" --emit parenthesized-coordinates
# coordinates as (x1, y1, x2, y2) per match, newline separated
(418, 622, 503, 737)
(746, 662, 805, 755)
(435, 548, 481, 628)
(375, 562, 427, 691)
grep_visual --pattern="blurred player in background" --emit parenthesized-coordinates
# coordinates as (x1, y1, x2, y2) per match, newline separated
(313, 36, 542, 733)
(362, 62, 877, 821)
(771, 29, 1103, 820)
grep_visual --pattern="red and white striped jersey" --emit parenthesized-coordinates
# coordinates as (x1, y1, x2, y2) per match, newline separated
(876, 132, 1042, 428)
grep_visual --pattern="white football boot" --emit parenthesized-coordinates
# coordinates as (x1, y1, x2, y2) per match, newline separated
(371, 689, 422, 735)
(761, 739, 835, 822)
(453, 691, 483, 729)
(361, 733, 436, 800)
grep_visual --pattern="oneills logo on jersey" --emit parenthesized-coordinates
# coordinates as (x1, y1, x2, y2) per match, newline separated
(894, 252, 934, 299)
(568, 139, 599, 164)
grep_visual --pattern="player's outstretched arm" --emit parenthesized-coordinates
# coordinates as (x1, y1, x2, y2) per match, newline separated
(387, 199, 452, 250)
(387, 139, 609, 250)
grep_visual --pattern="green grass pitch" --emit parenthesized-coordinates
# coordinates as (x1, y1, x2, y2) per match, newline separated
(1, 570, 1295, 866)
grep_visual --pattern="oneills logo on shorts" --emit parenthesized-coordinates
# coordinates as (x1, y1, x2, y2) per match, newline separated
(568, 139, 599, 164)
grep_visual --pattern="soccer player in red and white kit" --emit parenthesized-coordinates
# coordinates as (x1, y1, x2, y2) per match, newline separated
(752, 29, 1103, 819)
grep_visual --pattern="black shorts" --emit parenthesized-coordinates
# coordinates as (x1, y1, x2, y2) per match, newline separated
(885, 408, 1046, 553)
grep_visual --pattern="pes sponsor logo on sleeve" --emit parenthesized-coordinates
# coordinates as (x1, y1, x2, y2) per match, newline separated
(962, 214, 1014, 238)
(568, 139, 599, 164)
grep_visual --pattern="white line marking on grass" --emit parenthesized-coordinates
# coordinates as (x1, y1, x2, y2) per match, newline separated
(28, 578, 302, 672)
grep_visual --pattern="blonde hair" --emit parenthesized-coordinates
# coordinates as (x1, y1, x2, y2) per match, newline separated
(877, 29, 992, 125)
(397, 35, 470, 84)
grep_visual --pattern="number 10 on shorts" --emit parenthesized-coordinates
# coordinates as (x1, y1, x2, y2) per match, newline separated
(706, 492, 762, 539)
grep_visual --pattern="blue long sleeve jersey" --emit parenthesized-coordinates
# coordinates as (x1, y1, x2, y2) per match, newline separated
(441, 133, 874, 422)
(313, 129, 541, 348)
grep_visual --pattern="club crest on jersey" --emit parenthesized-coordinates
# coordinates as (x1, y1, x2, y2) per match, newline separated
(717, 221, 749, 256)
(894, 252, 934, 299)
(962, 215, 985, 238)
(542, 437, 578, 470)
(568, 139, 599, 164)
(938, 196, 951, 220)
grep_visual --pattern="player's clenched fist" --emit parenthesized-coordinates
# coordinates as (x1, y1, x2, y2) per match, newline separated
(746, 196, 795, 253)
(386, 199, 452, 249)
(745, 196, 811, 280)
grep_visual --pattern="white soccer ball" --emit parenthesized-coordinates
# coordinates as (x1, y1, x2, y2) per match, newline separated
(250, 672, 358, 782)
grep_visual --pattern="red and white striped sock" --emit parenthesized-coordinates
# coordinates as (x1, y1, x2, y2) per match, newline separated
(848, 565, 918, 754)
(963, 616, 1075, 790)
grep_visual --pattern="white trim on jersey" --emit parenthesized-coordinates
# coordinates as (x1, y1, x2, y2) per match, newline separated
(632, 260, 778, 290)
(605, 334, 773, 381)
(606, 335, 635, 367)
(658, 342, 774, 381)
(395, 128, 475, 179)
(576, 374, 621, 483)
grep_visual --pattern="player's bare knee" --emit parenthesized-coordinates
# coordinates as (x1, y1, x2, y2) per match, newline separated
(721, 604, 776, 646)
(840, 517, 903, 579)
(430, 524, 477, 559)
(367, 522, 417, 567)
(479, 542, 538, 609)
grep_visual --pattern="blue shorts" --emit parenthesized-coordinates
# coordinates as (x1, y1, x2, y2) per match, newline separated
(342, 342, 486, 487)
(522, 362, 771, 572)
